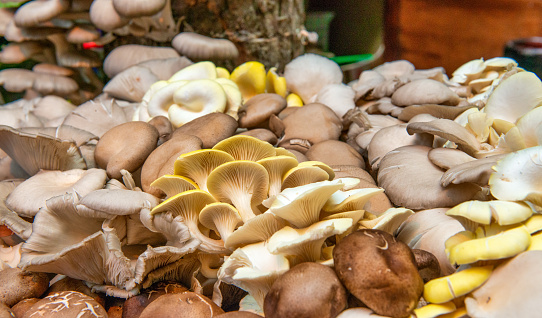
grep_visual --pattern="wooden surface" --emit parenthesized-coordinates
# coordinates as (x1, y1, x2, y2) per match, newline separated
(384, 0, 542, 74)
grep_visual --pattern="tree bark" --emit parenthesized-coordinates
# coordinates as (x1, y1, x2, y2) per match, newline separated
(106, 0, 306, 71)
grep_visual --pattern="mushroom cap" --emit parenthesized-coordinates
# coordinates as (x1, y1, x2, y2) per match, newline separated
(306, 140, 366, 169)
(263, 262, 347, 318)
(284, 53, 343, 104)
(113, 0, 167, 18)
(238, 93, 287, 129)
(103, 65, 160, 102)
(377, 145, 480, 210)
(89, 0, 129, 31)
(94, 121, 159, 179)
(207, 160, 270, 222)
(238, 129, 278, 145)
(0, 68, 79, 96)
(257, 155, 299, 197)
(140, 133, 202, 197)
(224, 211, 288, 250)
(315, 83, 357, 118)
(230, 61, 266, 101)
(173, 149, 234, 192)
(213, 135, 276, 161)
(150, 174, 198, 198)
(13, 0, 70, 28)
(333, 229, 423, 318)
(23, 291, 107, 318)
(464, 251, 542, 318)
(103, 45, 179, 78)
(172, 32, 239, 61)
(138, 292, 224, 318)
(280, 164, 330, 190)
(199, 202, 242, 241)
(173, 112, 238, 148)
(391, 79, 461, 106)
(489, 146, 542, 206)
(5, 168, 107, 218)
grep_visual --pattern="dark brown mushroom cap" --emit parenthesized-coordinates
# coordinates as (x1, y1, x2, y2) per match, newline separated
(173, 112, 238, 148)
(277, 103, 343, 153)
(23, 291, 107, 318)
(46, 277, 105, 307)
(237, 128, 278, 145)
(412, 249, 442, 283)
(122, 282, 188, 318)
(306, 140, 365, 169)
(264, 262, 347, 318)
(238, 93, 287, 128)
(11, 298, 40, 318)
(138, 292, 225, 318)
(333, 229, 423, 318)
(0, 267, 49, 307)
(94, 121, 159, 179)
(140, 133, 203, 197)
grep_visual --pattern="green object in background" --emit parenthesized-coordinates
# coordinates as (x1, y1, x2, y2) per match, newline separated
(0, 2, 24, 8)
(305, 11, 335, 52)
(330, 54, 374, 66)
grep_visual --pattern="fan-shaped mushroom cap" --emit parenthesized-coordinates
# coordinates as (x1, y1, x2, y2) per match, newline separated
(172, 32, 239, 61)
(238, 129, 278, 145)
(277, 103, 343, 153)
(173, 112, 238, 148)
(280, 164, 330, 190)
(0, 125, 87, 176)
(447, 200, 533, 226)
(489, 146, 542, 205)
(305, 140, 366, 169)
(373, 60, 415, 80)
(391, 79, 461, 107)
(483, 71, 542, 124)
(238, 93, 287, 129)
(207, 160, 269, 223)
(199, 202, 242, 241)
(323, 188, 384, 215)
(224, 211, 288, 250)
(315, 83, 356, 119)
(112, 0, 166, 18)
(257, 155, 298, 197)
(94, 121, 159, 179)
(398, 104, 475, 122)
(427, 147, 475, 170)
(359, 207, 415, 235)
(218, 241, 290, 310)
(0, 68, 79, 96)
(13, 0, 70, 28)
(103, 45, 179, 78)
(150, 175, 197, 198)
(140, 133, 202, 197)
(464, 250, 542, 318)
(103, 65, 160, 102)
(267, 218, 353, 265)
(173, 149, 234, 192)
(378, 145, 480, 209)
(266, 67, 287, 98)
(76, 188, 161, 218)
(5, 168, 106, 217)
(268, 180, 345, 228)
(440, 154, 506, 187)
(213, 135, 276, 161)
(284, 53, 343, 104)
(516, 106, 542, 147)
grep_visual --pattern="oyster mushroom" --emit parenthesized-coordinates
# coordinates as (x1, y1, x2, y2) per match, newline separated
(172, 32, 239, 61)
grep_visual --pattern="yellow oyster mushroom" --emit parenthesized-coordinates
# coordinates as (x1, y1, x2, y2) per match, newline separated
(173, 149, 234, 192)
(423, 265, 493, 304)
(281, 165, 330, 190)
(169, 60, 217, 82)
(216, 67, 230, 78)
(213, 134, 276, 161)
(150, 175, 198, 198)
(446, 200, 533, 226)
(413, 301, 456, 318)
(448, 224, 531, 265)
(266, 67, 287, 97)
(230, 61, 266, 101)
(286, 93, 303, 107)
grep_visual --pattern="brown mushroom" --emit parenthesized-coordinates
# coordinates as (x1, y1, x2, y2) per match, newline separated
(173, 112, 239, 149)
(333, 229, 423, 318)
(238, 93, 287, 129)
(138, 292, 224, 318)
(264, 262, 347, 318)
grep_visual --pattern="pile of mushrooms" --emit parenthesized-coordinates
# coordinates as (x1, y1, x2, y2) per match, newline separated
(2, 48, 542, 318)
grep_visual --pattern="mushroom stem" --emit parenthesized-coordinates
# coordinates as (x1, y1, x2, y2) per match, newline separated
(185, 221, 227, 254)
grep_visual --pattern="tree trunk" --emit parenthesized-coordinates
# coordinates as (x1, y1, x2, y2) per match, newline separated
(106, 0, 306, 71)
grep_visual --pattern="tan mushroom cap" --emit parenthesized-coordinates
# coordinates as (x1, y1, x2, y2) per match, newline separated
(238, 129, 279, 145)
(391, 79, 461, 107)
(138, 291, 224, 318)
(13, 0, 70, 28)
(207, 160, 269, 223)
(0, 68, 79, 96)
(173, 112, 239, 149)
(173, 149, 234, 192)
(112, 0, 167, 18)
(140, 133, 203, 197)
(103, 44, 179, 78)
(398, 104, 475, 122)
(89, 0, 129, 32)
(305, 140, 366, 169)
(377, 145, 480, 210)
(103, 65, 160, 102)
(94, 121, 159, 179)
(0, 125, 87, 176)
(238, 93, 287, 129)
(213, 135, 276, 161)
(172, 32, 239, 61)
(5, 168, 107, 218)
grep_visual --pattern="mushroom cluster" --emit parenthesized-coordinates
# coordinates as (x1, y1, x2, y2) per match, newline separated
(2, 49, 542, 317)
